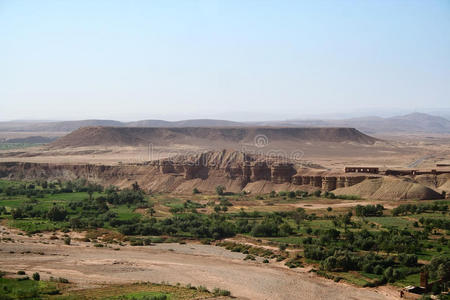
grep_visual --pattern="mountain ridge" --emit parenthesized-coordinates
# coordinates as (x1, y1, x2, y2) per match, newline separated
(0, 113, 448, 134)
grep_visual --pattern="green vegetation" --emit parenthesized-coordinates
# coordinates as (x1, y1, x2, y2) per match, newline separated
(0, 143, 44, 150)
(0, 179, 449, 296)
(0, 277, 60, 299)
(0, 276, 224, 299)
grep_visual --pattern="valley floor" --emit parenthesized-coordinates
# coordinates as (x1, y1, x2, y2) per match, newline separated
(0, 226, 401, 300)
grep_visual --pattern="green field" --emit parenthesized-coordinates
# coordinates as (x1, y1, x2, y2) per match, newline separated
(365, 216, 413, 228)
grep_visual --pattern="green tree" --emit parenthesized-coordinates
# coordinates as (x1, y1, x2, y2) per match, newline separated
(32, 272, 40, 281)
(47, 206, 67, 221)
(215, 185, 225, 196)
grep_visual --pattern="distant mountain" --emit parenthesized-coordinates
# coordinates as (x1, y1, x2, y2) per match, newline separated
(0, 120, 123, 132)
(0, 119, 244, 132)
(264, 113, 450, 134)
(0, 113, 448, 134)
(127, 119, 243, 127)
(338, 113, 450, 134)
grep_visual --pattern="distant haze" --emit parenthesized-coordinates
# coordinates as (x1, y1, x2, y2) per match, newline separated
(0, 113, 449, 134)
(1, 0, 449, 121)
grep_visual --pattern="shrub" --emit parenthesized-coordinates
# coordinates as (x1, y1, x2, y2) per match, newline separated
(244, 254, 256, 261)
(32, 272, 40, 281)
(399, 254, 417, 267)
(196, 285, 209, 292)
(213, 288, 231, 296)
(18, 276, 30, 281)
(58, 277, 69, 283)
(64, 237, 71, 245)
(215, 185, 225, 196)
(17, 270, 26, 275)
(279, 243, 288, 251)
(47, 206, 68, 221)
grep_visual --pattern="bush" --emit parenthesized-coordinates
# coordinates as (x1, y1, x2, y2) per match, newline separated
(196, 285, 209, 292)
(64, 237, 71, 245)
(17, 270, 26, 275)
(213, 288, 231, 296)
(47, 206, 68, 221)
(18, 276, 30, 281)
(215, 185, 225, 196)
(32, 272, 40, 281)
(355, 204, 383, 217)
(244, 254, 256, 261)
(399, 254, 417, 267)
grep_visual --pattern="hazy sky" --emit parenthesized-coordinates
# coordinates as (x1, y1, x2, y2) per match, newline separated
(1, 0, 449, 121)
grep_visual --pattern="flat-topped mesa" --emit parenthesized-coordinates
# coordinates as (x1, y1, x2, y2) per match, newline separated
(50, 126, 379, 148)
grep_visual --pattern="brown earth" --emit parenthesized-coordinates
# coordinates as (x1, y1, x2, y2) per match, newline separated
(333, 176, 444, 200)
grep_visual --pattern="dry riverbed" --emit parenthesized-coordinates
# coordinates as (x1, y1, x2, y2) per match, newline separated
(0, 226, 400, 300)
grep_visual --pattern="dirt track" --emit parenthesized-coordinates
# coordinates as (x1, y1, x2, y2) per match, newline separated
(0, 227, 400, 300)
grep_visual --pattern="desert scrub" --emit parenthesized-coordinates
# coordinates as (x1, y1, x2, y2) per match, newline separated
(213, 288, 231, 296)
(285, 254, 303, 268)
(217, 241, 275, 258)
(196, 285, 209, 292)
(244, 254, 256, 261)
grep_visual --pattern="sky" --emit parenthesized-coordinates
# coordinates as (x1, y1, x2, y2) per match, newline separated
(0, 0, 449, 121)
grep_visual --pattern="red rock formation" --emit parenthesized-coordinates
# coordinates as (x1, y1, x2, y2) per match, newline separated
(251, 161, 271, 181)
(271, 163, 296, 184)
(0, 150, 391, 195)
(322, 176, 337, 191)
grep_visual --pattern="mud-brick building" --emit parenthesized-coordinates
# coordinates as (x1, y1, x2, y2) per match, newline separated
(345, 167, 379, 174)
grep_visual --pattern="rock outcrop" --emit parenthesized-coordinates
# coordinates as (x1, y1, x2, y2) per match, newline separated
(0, 150, 444, 199)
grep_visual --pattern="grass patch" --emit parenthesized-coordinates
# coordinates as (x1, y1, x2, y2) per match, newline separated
(0, 277, 59, 299)
(58, 282, 213, 299)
